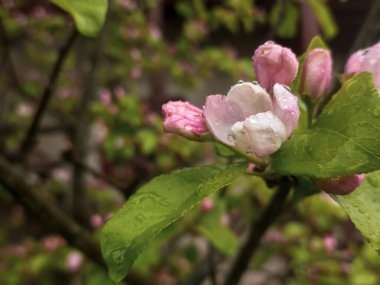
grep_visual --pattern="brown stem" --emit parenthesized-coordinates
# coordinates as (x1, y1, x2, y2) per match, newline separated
(223, 177, 292, 285)
(19, 29, 78, 159)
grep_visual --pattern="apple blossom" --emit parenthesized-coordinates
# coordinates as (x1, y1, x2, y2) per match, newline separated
(317, 174, 365, 195)
(162, 101, 210, 140)
(253, 41, 298, 91)
(301, 48, 333, 99)
(203, 82, 299, 163)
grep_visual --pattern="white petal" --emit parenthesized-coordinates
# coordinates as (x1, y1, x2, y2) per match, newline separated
(227, 82, 273, 118)
(272, 84, 300, 138)
(231, 111, 287, 158)
(204, 95, 245, 145)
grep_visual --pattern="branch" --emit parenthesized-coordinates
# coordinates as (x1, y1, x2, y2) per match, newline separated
(223, 178, 292, 285)
(0, 155, 147, 285)
(19, 29, 78, 158)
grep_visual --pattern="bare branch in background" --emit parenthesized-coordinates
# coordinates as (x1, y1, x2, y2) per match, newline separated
(19, 29, 78, 159)
(0, 155, 147, 285)
(223, 178, 292, 285)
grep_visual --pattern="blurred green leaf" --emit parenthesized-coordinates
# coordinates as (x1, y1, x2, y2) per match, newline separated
(198, 199, 239, 256)
(273, 73, 380, 178)
(307, 0, 338, 39)
(101, 163, 245, 282)
(269, 1, 299, 39)
(50, 0, 107, 36)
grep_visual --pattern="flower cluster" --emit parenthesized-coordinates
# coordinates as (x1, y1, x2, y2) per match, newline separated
(162, 41, 370, 195)
(163, 41, 300, 163)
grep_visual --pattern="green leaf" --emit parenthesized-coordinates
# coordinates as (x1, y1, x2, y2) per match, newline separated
(269, 1, 299, 39)
(273, 73, 380, 178)
(49, 0, 107, 36)
(100, 163, 245, 282)
(292, 36, 328, 94)
(307, 0, 338, 39)
(334, 171, 380, 253)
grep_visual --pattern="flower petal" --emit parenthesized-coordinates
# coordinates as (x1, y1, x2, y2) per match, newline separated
(227, 82, 272, 118)
(231, 111, 287, 158)
(272, 84, 300, 138)
(204, 95, 245, 145)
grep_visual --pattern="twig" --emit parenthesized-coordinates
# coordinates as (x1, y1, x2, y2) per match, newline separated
(0, 155, 147, 285)
(63, 151, 125, 192)
(223, 177, 292, 285)
(19, 29, 78, 158)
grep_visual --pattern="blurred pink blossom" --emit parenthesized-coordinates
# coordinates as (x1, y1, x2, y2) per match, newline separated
(130, 48, 141, 61)
(100, 89, 112, 105)
(42, 235, 65, 251)
(90, 214, 103, 229)
(129, 68, 142, 80)
(66, 252, 83, 272)
(17, 103, 34, 117)
(200, 197, 214, 213)
(117, 0, 136, 11)
(323, 234, 337, 255)
(93, 121, 108, 143)
(52, 168, 70, 183)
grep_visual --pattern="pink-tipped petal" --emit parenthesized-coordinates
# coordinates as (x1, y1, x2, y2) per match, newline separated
(204, 95, 245, 145)
(162, 101, 209, 140)
(301, 48, 333, 99)
(253, 41, 299, 91)
(231, 111, 287, 158)
(317, 174, 365, 195)
(272, 84, 300, 138)
(227, 82, 273, 117)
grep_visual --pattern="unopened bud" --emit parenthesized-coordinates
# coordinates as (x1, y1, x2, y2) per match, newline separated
(344, 43, 380, 90)
(301, 48, 333, 99)
(344, 49, 365, 77)
(253, 41, 298, 91)
(162, 101, 210, 140)
(317, 174, 365, 195)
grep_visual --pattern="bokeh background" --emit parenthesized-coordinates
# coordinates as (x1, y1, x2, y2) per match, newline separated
(1, 0, 380, 284)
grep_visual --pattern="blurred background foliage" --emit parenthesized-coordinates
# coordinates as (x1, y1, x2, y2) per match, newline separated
(1, 0, 380, 284)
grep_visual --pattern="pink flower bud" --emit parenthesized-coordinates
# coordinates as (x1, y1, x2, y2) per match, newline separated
(200, 197, 214, 213)
(162, 101, 209, 140)
(301, 48, 333, 99)
(253, 41, 299, 91)
(344, 43, 380, 90)
(317, 174, 365, 195)
(344, 49, 365, 77)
